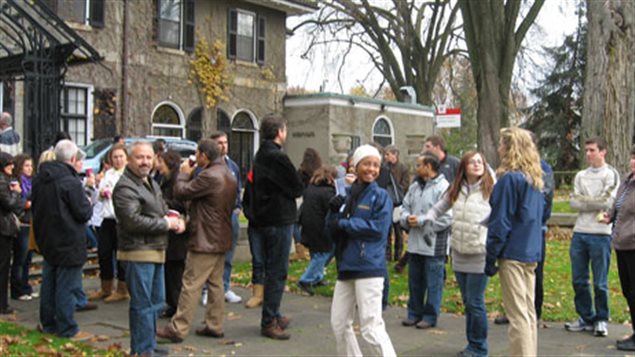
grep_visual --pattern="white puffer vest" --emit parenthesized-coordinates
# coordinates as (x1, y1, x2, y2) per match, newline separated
(451, 183, 491, 255)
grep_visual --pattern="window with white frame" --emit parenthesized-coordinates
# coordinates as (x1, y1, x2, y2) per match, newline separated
(54, 0, 105, 27)
(228, 9, 266, 64)
(372, 117, 393, 148)
(157, 0, 194, 52)
(60, 86, 90, 147)
(152, 103, 184, 138)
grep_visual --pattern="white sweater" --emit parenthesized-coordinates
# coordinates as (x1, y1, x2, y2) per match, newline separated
(571, 164, 620, 235)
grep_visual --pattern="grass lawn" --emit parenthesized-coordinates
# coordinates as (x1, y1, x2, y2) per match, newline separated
(0, 320, 124, 356)
(231, 232, 630, 324)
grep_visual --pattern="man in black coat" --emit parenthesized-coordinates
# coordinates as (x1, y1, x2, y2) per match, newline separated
(32, 140, 93, 341)
(252, 113, 304, 340)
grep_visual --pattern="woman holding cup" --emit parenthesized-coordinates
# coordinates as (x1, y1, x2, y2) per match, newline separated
(89, 143, 129, 302)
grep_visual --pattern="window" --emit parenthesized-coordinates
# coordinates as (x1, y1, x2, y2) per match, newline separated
(230, 111, 257, 181)
(157, 0, 194, 52)
(186, 107, 202, 142)
(151, 102, 184, 138)
(53, 0, 105, 27)
(228, 9, 265, 64)
(60, 86, 90, 146)
(217, 109, 231, 133)
(372, 117, 393, 148)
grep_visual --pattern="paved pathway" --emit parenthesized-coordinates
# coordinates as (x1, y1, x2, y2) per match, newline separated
(6, 278, 634, 356)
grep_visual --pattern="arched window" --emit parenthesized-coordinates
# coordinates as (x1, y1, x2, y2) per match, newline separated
(372, 117, 393, 147)
(230, 110, 257, 181)
(217, 108, 231, 133)
(152, 102, 184, 138)
(186, 107, 203, 142)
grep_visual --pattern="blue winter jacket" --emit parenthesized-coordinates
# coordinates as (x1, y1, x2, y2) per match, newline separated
(333, 181, 392, 280)
(486, 171, 544, 265)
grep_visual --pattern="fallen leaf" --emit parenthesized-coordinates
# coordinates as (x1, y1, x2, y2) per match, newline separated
(218, 340, 237, 345)
(227, 314, 242, 321)
(428, 329, 446, 335)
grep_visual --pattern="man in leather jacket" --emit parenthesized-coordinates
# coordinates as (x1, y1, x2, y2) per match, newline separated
(157, 138, 236, 342)
(112, 141, 183, 356)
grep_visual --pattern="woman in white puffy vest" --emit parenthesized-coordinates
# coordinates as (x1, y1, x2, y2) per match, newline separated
(425, 151, 495, 357)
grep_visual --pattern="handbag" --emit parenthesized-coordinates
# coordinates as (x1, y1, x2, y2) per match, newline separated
(387, 172, 405, 206)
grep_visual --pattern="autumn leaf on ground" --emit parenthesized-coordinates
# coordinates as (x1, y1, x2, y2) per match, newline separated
(183, 345, 197, 352)
(3, 336, 21, 345)
(92, 335, 111, 342)
(35, 344, 57, 354)
(396, 294, 408, 302)
(226, 312, 241, 321)
(218, 340, 237, 345)
(428, 329, 447, 335)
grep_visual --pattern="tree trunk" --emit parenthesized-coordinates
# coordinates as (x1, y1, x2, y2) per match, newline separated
(582, 0, 634, 174)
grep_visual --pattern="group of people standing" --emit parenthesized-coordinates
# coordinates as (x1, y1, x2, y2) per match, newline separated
(2, 104, 635, 357)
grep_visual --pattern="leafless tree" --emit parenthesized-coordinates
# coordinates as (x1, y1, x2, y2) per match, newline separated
(458, 0, 545, 166)
(292, 0, 462, 105)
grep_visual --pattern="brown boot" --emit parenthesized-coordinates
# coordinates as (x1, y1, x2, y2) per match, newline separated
(245, 284, 264, 309)
(88, 279, 113, 301)
(261, 321, 290, 340)
(104, 281, 130, 303)
(290, 243, 309, 261)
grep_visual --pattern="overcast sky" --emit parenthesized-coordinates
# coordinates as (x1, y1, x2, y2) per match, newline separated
(285, 1, 580, 95)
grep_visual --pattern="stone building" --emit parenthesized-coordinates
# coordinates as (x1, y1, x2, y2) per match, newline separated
(284, 92, 435, 170)
(2, 0, 316, 175)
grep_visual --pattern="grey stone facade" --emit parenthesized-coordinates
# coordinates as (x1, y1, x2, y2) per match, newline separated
(284, 93, 435, 170)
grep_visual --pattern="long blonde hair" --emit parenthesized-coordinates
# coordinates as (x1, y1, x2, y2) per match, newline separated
(497, 127, 544, 190)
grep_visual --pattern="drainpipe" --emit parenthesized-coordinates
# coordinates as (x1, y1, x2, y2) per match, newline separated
(120, 0, 129, 136)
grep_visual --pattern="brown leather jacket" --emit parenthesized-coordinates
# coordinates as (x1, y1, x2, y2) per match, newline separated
(174, 158, 237, 254)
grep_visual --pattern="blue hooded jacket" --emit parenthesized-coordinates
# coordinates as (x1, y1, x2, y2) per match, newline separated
(333, 181, 392, 280)
(486, 171, 544, 266)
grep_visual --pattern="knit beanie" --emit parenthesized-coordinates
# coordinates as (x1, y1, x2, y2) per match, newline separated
(352, 145, 382, 168)
(0, 152, 14, 169)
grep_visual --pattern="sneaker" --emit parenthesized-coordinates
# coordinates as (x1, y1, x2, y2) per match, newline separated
(70, 330, 93, 342)
(297, 281, 315, 296)
(30, 292, 40, 299)
(564, 318, 593, 332)
(17, 294, 32, 301)
(200, 290, 208, 306)
(594, 321, 608, 337)
(225, 290, 242, 304)
(494, 315, 509, 325)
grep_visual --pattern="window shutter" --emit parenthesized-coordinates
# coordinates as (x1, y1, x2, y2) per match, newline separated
(256, 15, 266, 65)
(227, 9, 237, 59)
(182, 0, 195, 52)
(89, 0, 105, 27)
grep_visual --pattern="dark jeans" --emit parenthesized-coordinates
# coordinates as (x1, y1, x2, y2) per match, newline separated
(570, 233, 611, 323)
(455, 271, 489, 357)
(256, 224, 292, 326)
(407, 253, 445, 325)
(386, 222, 403, 261)
(0, 235, 13, 310)
(616, 250, 635, 331)
(223, 211, 240, 292)
(534, 227, 546, 319)
(248, 224, 265, 285)
(124, 261, 165, 356)
(98, 218, 125, 281)
(40, 261, 82, 337)
(164, 259, 185, 314)
(11, 226, 32, 298)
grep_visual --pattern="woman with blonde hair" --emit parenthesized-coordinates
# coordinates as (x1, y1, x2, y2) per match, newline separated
(486, 127, 544, 356)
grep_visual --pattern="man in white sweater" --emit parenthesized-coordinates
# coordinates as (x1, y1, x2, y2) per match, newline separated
(565, 137, 620, 337)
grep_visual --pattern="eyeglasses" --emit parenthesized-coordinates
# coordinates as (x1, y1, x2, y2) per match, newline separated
(468, 159, 483, 165)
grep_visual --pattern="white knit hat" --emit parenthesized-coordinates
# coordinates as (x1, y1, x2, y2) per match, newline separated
(352, 145, 382, 168)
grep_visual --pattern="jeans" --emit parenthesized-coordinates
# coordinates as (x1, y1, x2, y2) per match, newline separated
(455, 271, 489, 357)
(570, 233, 612, 323)
(616, 250, 635, 331)
(299, 249, 333, 285)
(382, 266, 390, 310)
(223, 211, 240, 292)
(40, 261, 82, 337)
(292, 223, 301, 244)
(407, 253, 445, 325)
(10, 226, 32, 298)
(248, 224, 265, 285)
(124, 261, 165, 356)
(0, 235, 13, 310)
(86, 225, 98, 249)
(257, 224, 292, 326)
(534, 227, 547, 319)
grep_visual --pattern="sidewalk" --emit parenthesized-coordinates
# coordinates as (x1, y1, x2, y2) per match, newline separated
(8, 277, 633, 356)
